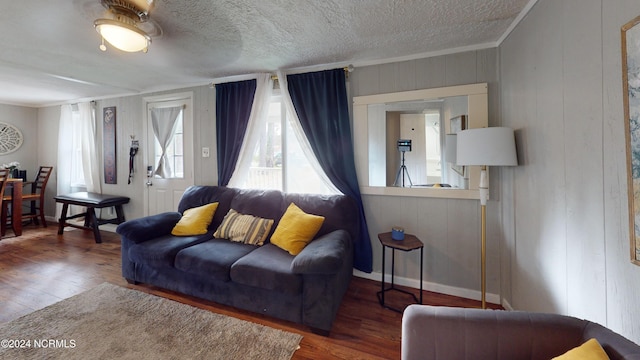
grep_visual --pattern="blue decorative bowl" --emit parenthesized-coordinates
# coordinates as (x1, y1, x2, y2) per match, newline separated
(391, 227, 405, 241)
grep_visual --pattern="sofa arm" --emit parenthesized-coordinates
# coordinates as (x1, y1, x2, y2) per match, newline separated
(402, 305, 590, 360)
(290, 230, 349, 275)
(116, 212, 182, 244)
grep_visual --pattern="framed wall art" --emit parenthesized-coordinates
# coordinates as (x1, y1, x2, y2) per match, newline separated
(103, 106, 117, 184)
(622, 15, 640, 265)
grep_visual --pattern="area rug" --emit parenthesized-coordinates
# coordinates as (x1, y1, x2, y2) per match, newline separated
(0, 283, 302, 360)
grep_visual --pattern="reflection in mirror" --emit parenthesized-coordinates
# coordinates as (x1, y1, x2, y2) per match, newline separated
(367, 96, 469, 188)
(353, 83, 488, 199)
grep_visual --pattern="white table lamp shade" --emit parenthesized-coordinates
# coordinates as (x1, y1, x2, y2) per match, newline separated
(456, 127, 518, 166)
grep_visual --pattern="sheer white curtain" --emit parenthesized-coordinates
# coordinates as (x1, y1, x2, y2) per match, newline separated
(56, 102, 101, 218)
(79, 102, 101, 193)
(276, 70, 341, 194)
(57, 104, 74, 220)
(228, 74, 274, 188)
(151, 106, 183, 178)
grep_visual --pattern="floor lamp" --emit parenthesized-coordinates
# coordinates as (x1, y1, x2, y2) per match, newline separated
(456, 127, 517, 309)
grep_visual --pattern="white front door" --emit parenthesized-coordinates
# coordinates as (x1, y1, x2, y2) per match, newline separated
(144, 93, 194, 215)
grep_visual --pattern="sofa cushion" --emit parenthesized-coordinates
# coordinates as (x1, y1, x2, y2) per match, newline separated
(230, 244, 302, 294)
(117, 212, 183, 243)
(177, 186, 238, 231)
(290, 230, 348, 274)
(213, 209, 274, 246)
(229, 188, 286, 222)
(283, 192, 358, 240)
(171, 202, 218, 236)
(174, 239, 257, 282)
(270, 202, 325, 255)
(128, 234, 210, 268)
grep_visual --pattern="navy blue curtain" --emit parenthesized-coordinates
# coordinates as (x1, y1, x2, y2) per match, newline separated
(287, 69, 373, 273)
(215, 79, 257, 186)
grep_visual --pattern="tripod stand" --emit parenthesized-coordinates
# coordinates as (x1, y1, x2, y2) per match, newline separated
(393, 150, 413, 187)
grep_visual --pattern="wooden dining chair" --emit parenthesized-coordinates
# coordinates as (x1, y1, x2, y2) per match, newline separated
(2, 166, 53, 231)
(0, 169, 10, 236)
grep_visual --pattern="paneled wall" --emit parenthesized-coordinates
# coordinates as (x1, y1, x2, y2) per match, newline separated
(500, 0, 640, 343)
(349, 48, 507, 301)
(98, 85, 218, 218)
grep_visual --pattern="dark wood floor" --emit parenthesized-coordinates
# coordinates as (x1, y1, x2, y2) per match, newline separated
(0, 223, 501, 359)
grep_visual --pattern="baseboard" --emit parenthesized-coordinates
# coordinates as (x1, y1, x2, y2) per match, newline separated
(501, 298, 514, 311)
(99, 224, 118, 233)
(353, 269, 501, 305)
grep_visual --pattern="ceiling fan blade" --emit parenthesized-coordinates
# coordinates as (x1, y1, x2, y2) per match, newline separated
(99, 0, 155, 20)
(127, 0, 154, 14)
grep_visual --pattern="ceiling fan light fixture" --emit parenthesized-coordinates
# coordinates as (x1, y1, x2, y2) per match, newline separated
(94, 18, 151, 53)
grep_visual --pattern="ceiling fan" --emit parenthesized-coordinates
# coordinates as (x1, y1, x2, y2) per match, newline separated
(93, 0, 162, 53)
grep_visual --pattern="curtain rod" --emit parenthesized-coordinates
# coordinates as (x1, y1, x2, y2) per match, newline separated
(211, 65, 354, 87)
(71, 100, 96, 106)
(270, 66, 353, 81)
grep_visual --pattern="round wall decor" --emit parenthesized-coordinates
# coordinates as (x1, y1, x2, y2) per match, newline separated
(0, 122, 23, 155)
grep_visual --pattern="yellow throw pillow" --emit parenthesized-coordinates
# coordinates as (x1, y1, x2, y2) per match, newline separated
(213, 209, 274, 246)
(171, 202, 218, 236)
(552, 338, 610, 360)
(270, 203, 325, 255)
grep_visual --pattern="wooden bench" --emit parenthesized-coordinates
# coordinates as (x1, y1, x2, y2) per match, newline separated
(54, 192, 130, 243)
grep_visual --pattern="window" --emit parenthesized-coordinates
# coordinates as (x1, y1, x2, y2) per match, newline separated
(424, 111, 442, 182)
(149, 105, 185, 179)
(242, 92, 335, 194)
(153, 110, 184, 178)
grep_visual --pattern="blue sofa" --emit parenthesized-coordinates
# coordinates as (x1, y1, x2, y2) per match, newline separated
(116, 185, 359, 334)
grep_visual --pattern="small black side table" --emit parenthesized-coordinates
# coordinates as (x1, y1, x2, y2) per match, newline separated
(376, 232, 424, 312)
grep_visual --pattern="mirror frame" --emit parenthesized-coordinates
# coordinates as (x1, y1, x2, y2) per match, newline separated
(621, 15, 640, 265)
(353, 83, 488, 199)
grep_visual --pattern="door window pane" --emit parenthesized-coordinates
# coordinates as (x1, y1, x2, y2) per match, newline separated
(153, 109, 184, 178)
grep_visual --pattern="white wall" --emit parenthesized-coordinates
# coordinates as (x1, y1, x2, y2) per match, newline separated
(0, 104, 38, 179)
(37, 106, 61, 218)
(500, 0, 640, 343)
(0, 104, 47, 219)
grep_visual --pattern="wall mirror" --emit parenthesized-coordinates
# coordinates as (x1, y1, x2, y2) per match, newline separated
(353, 83, 488, 199)
(621, 15, 640, 265)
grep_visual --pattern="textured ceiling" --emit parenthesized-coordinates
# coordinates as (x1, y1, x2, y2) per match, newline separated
(0, 0, 532, 107)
